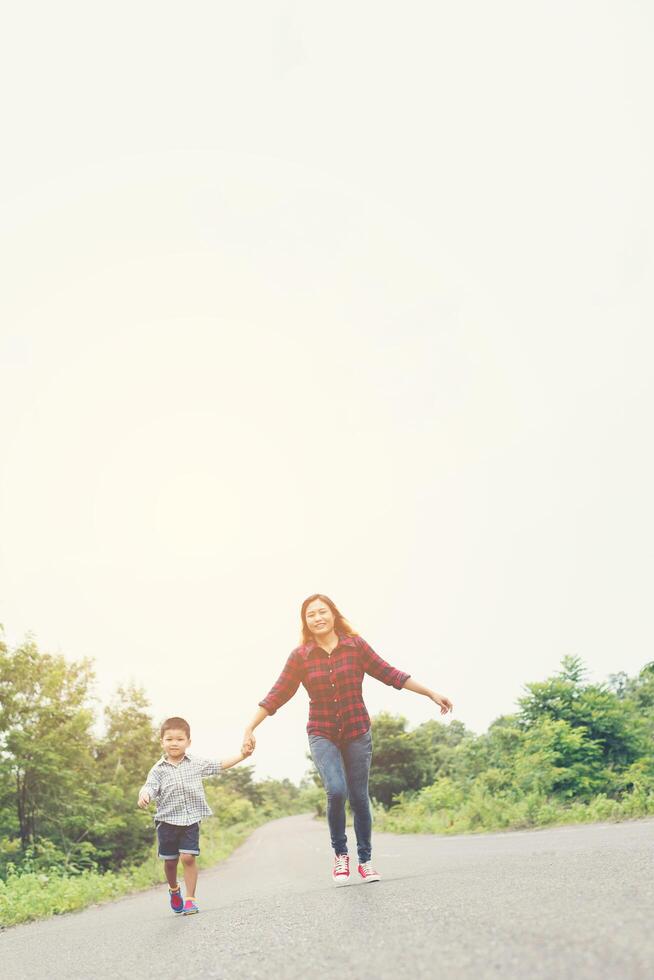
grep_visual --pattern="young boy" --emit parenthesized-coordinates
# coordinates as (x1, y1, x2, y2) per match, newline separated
(138, 716, 253, 915)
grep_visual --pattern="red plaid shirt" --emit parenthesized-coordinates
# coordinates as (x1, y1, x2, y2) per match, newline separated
(258, 633, 410, 743)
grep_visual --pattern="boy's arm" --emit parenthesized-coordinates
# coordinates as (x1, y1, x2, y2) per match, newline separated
(220, 747, 253, 771)
(199, 744, 254, 778)
(137, 768, 160, 809)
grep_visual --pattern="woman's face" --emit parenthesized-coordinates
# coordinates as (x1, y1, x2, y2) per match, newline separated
(304, 598, 335, 638)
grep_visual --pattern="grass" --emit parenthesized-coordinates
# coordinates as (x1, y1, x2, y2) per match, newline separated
(372, 784, 654, 836)
(0, 815, 262, 930)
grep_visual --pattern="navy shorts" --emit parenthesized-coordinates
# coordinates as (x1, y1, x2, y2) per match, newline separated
(156, 821, 200, 859)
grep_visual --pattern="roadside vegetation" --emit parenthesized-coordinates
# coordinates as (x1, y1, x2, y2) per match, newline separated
(0, 631, 318, 928)
(365, 656, 654, 835)
(2, 627, 652, 928)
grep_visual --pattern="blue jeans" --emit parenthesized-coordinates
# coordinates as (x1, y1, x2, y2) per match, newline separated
(308, 728, 373, 863)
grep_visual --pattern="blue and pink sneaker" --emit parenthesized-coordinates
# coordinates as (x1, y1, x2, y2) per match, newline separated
(169, 885, 184, 913)
(182, 898, 199, 915)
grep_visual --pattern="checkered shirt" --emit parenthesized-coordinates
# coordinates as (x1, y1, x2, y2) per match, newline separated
(139, 754, 222, 825)
(259, 633, 410, 743)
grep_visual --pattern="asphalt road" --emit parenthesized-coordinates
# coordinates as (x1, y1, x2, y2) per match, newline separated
(2, 814, 653, 979)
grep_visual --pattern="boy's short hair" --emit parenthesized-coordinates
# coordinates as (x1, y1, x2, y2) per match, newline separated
(160, 716, 191, 739)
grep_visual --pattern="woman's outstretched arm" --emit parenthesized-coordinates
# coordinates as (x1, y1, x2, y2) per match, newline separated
(402, 677, 454, 715)
(357, 636, 453, 714)
(242, 706, 269, 753)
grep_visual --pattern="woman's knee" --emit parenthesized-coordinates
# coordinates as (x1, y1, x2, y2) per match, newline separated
(325, 783, 348, 808)
(348, 790, 371, 814)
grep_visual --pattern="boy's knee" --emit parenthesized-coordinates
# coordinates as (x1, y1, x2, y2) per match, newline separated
(179, 852, 196, 866)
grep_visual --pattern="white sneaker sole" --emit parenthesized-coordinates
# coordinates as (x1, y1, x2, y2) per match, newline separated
(359, 874, 381, 883)
(332, 874, 350, 887)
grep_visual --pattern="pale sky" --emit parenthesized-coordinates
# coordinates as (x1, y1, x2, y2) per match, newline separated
(1, 3, 653, 783)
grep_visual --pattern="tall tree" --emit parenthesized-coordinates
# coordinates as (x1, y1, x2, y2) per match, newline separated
(92, 684, 161, 868)
(0, 638, 100, 861)
(369, 713, 423, 807)
(409, 718, 472, 785)
(518, 655, 647, 775)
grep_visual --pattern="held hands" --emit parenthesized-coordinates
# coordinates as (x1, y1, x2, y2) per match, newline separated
(431, 691, 454, 715)
(242, 730, 256, 756)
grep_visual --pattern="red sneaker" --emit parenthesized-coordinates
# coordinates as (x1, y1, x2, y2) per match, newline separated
(357, 861, 381, 883)
(332, 853, 350, 886)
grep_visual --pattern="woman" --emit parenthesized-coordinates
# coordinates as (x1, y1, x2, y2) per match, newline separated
(242, 594, 453, 886)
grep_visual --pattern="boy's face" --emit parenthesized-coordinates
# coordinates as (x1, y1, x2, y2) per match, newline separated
(161, 728, 191, 760)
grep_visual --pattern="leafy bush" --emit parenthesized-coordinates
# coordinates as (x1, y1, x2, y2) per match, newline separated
(370, 657, 654, 836)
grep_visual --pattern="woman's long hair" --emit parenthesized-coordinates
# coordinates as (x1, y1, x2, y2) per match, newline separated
(300, 594, 357, 645)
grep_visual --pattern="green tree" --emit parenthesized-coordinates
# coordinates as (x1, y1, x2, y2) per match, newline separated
(369, 713, 424, 807)
(217, 765, 263, 805)
(410, 718, 472, 786)
(0, 637, 101, 867)
(454, 714, 520, 785)
(513, 716, 606, 798)
(518, 655, 646, 777)
(611, 661, 654, 713)
(91, 684, 161, 869)
(257, 777, 301, 817)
